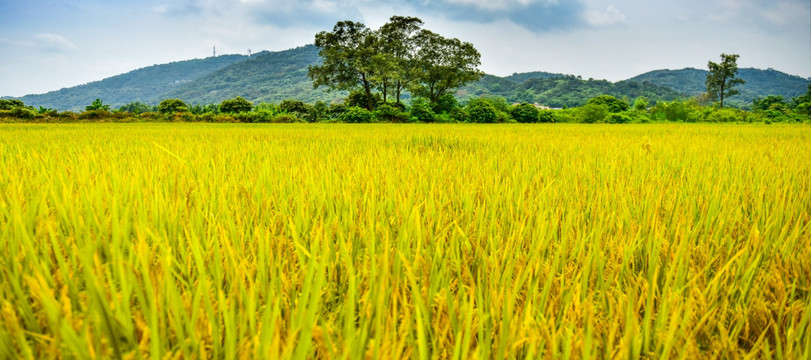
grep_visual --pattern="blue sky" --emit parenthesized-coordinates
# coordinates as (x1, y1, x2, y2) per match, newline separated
(1, 0, 809, 97)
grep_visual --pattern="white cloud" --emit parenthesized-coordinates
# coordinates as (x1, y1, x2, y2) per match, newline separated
(442, 0, 556, 11)
(33, 33, 78, 53)
(585, 5, 626, 26)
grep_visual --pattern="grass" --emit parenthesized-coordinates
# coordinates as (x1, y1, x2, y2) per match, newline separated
(0, 123, 809, 359)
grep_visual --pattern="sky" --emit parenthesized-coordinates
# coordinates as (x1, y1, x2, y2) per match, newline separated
(1, 0, 809, 97)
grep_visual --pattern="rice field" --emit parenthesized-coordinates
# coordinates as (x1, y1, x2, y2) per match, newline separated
(0, 123, 809, 359)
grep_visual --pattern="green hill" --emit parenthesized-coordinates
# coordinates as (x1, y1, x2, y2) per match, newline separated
(629, 68, 810, 107)
(13, 44, 811, 111)
(459, 74, 685, 108)
(19, 55, 249, 110)
(161, 45, 342, 105)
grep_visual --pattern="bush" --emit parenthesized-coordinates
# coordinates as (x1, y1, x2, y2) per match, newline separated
(328, 103, 347, 119)
(706, 108, 743, 123)
(606, 113, 632, 124)
(510, 103, 540, 123)
(449, 107, 469, 123)
(158, 99, 189, 115)
(432, 94, 458, 114)
(340, 106, 374, 123)
(0, 99, 26, 110)
(466, 99, 497, 123)
(9, 107, 37, 119)
(587, 95, 629, 113)
(78, 110, 111, 120)
(271, 114, 302, 123)
(220, 96, 253, 114)
(538, 110, 555, 123)
(633, 97, 649, 111)
(375, 103, 408, 123)
(85, 98, 111, 111)
(410, 100, 436, 122)
(345, 91, 381, 110)
(577, 103, 608, 123)
(118, 102, 153, 114)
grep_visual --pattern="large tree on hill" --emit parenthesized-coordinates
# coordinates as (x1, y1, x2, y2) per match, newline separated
(410, 30, 483, 104)
(706, 53, 745, 108)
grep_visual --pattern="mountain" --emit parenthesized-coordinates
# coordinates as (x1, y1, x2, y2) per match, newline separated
(629, 68, 810, 107)
(460, 74, 685, 108)
(19, 54, 249, 111)
(13, 44, 811, 111)
(160, 45, 341, 105)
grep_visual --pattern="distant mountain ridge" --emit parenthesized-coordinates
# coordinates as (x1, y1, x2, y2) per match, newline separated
(13, 45, 811, 110)
(19, 54, 250, 110)
(629, 68, 810, 107)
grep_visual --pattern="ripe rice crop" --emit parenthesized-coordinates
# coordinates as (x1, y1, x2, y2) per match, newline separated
(0, 123, 809, 359)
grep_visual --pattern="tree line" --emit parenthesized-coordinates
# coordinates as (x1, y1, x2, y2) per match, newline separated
(2, 18, 810, 124)
(2, 85, 810, 124)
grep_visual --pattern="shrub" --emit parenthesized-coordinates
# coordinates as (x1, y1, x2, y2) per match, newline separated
(706, 108, 743, 123)
(271, 114, 302, 123)
(510, 103, 540, 123)
(577, 103, 608, 123)
(466, 99, 497, 123)
(538, 110, 555, 123)
(0, 99, 26, 110)
(432, 94, 458, 114)
(410, 100, 436, 123)
(345, 90, 381, 110)
(340, 106, 374, 123)
(606, 113, 632, 124)
(375, 104, 408, 123)
(220, 96, 253, 114)
(85, 98, 111, 111)
(449, 107, 469, 123)
(328, 103, 347, 119)
(587, 95, 629, 113)
(158, 99, 189, 115)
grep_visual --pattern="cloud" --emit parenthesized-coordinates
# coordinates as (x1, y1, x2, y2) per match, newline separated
(585, 5, 626, 26)
(33, 33, 78, 53)
(404, 0, 586, 32)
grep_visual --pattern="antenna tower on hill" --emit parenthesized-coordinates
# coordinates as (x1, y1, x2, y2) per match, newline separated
(213, 45, 216, 57)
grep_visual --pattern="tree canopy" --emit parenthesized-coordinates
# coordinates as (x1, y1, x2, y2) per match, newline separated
(706, 54, 745, 108)
(308, 16, 482, 109)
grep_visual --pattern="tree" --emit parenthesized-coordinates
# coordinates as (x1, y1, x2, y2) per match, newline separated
(308, 21, 379, 110)
(86, 98, 110, 111)
(752, 95, 785, 111)
(706, 53, 745, 108)
(118, 101, 152, 114)
(0, 99, 26, 110)
(411, 30, 483, 104)
(220, 96, 253, 114)
(310, 18, 482, 109)
(466, 99, 497, 123)
(510, 103, 540, 123)
(587, 95, 628, 113)
(377, 16, 424, 105)
(158, 99, 189, 114)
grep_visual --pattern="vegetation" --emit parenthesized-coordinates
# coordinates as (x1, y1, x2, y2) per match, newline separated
(16, 55, 248, 110)
(4, 87, 811, 125)
(10, 45, 808, 112)
(308, 17, 482, 109)
(0, 123, 808, 359)
(219, 96, 253, 114)
(706, 54, 745, 108)
(630, 68, 809, 109)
